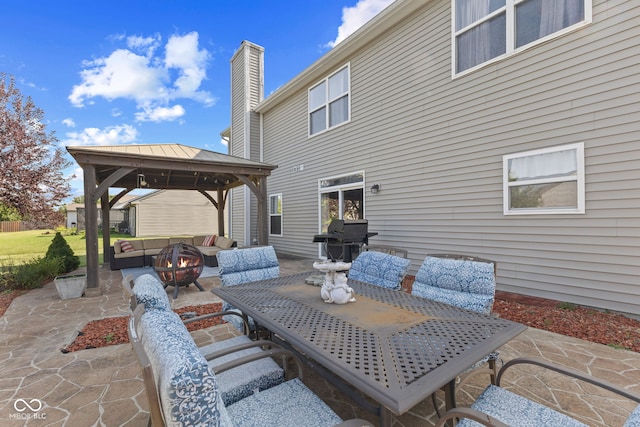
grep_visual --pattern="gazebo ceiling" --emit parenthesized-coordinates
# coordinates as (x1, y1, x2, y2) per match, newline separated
(66, 143, 278, 192)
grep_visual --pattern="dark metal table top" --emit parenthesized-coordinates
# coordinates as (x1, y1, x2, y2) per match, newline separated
(211, 271, 527, 415)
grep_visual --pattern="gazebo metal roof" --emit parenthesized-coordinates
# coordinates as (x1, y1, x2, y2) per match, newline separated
(66, 143, 277, 192)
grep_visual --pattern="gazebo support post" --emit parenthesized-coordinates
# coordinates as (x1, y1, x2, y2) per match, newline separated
(101, 192, 111, 265)
(83, 165, 100, 293)
(217, 188, 225, 237)
(257, 176, 268, 246)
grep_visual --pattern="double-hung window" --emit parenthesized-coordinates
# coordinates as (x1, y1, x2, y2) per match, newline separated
(309, 65, 350, 136)
(503, 142, 585, 215)
(453, 0, 592, 74)
(269, 194, 283, 236)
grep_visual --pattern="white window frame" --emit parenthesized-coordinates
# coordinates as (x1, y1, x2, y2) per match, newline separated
(269, 193, 283, 236)
(308, 64, 351, 137)
(503, 142, 585, 215)
(452, 0, 592, 77)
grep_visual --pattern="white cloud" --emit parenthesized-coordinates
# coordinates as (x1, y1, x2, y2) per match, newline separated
(327, 0, 395, 48)
(135, 104, 185, 122)
(62, 124, 138, 146)
(68, 32, 215, 122)
(62, 118, 75, 127)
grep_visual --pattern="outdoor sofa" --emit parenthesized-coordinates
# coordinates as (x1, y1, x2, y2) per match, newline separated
(109, 235, 237, 270)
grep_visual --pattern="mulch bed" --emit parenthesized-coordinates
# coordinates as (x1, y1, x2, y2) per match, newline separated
(61, 303, 224, 353)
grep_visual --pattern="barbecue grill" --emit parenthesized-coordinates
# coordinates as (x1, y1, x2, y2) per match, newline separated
(313, 219, 377, 262)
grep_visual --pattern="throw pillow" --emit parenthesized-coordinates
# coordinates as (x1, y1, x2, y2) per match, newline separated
(119, 240, 135, 253)
(202, 235, 216, 247)
(215, 236, 234, 249)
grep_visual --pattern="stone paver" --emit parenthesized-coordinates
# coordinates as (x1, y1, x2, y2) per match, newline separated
(0, 255, 638, 426)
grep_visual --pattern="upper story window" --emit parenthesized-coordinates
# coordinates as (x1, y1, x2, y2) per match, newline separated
(453, 0, 592, 74)
(503, 142, 585, 215)
(309, 65, 350, 136)
(269, 194, 283, 236)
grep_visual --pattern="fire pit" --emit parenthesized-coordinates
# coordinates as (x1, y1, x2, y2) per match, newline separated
(153, 243, 205, 299)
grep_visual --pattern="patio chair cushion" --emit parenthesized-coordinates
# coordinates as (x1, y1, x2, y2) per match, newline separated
(199, 335, 285, 405)
(217, 246, 280, 332)
(217, 246, 280, 286)
(132, 274, 172, 311)
(140, 308, 228, 426)
(457, 384, 588, 427)
(412, 256, 495, 315)
(624, 405, 640, 427)
(349, 251, 411, 290)
(226, 377, 343, 427)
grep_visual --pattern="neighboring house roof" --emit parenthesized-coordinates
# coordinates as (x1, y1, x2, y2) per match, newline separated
(65, 203, 83, 212)
(66, 194, 139, 211)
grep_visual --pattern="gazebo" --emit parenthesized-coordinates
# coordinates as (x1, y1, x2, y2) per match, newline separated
(66, 144, 278, 292)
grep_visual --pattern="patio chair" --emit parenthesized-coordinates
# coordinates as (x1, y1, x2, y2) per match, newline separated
(435, 357, 640, 427)
(123, 274, 286, 405)
(362, 244, 409, 258)
(129, 304, 373, 427)
(412, 254, 496, 315)
(412, 254, 499, 411)
(216, 246, 280, 334)
(348, 250, 411, 290)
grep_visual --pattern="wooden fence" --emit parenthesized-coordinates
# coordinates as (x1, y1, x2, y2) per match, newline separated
(0, 221, 27, 233)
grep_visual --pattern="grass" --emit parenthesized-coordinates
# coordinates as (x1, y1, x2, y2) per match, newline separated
(0, 230, 137, 268)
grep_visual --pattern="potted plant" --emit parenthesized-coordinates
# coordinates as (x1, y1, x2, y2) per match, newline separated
(54, 274, 86, 299)
(46, 232, 84, 299)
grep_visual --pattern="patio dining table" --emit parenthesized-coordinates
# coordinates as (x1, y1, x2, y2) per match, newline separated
(211, 271, 527, 426)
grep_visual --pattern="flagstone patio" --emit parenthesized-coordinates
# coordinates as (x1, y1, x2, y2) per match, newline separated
(1, 256, 638, 426)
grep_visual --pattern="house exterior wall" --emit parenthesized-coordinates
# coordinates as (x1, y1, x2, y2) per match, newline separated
(246, 0, 640, 314)
(132, 190, 219, 237)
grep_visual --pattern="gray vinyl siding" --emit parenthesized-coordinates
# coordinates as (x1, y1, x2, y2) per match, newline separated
(256, 0, 640, 314)
(133, 190, 219, 237)
(248, 47, 263, 243)
(230, 42, 265, 245)
(229, 47, 246, 244)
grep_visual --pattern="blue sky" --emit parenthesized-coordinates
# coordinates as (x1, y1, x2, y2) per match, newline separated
(1, 0, 394, 199)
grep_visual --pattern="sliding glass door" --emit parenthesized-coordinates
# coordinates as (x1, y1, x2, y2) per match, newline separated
(318, 172, 364, 257)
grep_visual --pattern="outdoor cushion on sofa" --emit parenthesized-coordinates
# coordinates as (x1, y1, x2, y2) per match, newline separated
(169, 237, 195, 245)
(142, 238, 170, 255)
(215, 236, 235, 249)
(115, 239, 144, 253)
(113, 240, 144, 258)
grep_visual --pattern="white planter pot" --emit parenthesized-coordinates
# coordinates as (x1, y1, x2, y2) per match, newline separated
(54, 274, 87, 300)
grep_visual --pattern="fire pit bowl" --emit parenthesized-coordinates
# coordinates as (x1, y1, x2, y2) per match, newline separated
(153, 242, 205, 299)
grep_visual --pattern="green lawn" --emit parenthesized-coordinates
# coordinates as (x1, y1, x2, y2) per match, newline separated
(0, 230, 136, 268)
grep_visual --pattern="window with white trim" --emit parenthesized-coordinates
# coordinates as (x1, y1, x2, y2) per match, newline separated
(308, 65, 350, 136)
(269, 194, 283, 236)
(453, 0, 591, 74)
(503, 142, 584, 214)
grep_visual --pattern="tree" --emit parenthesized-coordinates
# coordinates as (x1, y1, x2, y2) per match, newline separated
(45, 231, 80, 274)
(0, 73, 71, 228)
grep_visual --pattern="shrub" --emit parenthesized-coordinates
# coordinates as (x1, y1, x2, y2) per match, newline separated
(45, 232, 80, 274)
(2, 257, 61, 290)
